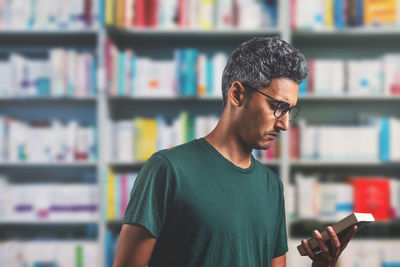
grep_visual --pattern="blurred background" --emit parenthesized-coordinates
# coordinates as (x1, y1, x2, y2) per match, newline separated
(0, 0, 399, 266)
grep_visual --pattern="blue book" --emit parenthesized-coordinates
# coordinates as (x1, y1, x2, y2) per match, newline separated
(99, 0, 105, 26)
(184, 49, 198, 96)
(127, 173, 137, 199)
(115, 174, 121, 219)
(130, 53, 137, 95)
(36, 78, 51, 97)
(118, 51, 126, 96)
(334, 0, 345, 29)
(90, 58, 97, 95)
(356, 0, 363, 26)
(175, 49, 186, 96)
(206, 58, 213, 96)
(379, 117, 390, 162)
(299, 77, 308, 95)
(89, 124, 97, 160)
(105, 230, 113, 267)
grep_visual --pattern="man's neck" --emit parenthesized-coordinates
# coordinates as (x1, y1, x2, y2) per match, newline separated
(204, 122, 253, 169)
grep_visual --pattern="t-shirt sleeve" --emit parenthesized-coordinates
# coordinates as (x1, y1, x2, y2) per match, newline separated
(123, 152, 175, 239)
(273, 177, 288, 258)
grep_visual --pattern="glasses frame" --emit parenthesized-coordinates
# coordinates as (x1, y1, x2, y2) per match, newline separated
(241, 83, 301, 121)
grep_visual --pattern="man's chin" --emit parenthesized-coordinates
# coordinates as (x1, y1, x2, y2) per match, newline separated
(254, 142, 272, 150)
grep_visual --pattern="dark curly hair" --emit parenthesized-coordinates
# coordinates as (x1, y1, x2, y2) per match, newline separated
(221, 36, 308, 107)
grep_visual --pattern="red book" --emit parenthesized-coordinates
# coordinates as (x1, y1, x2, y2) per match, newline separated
(352, 177, 391, 221)
(290, 0, 297, 29)
(84, 0, 92, 27)
(289, 125, 299, 159)
(105, 38, 113, 93)
(308, 59, 315, 94)
(178, 0, 186, 28)
(121, 174, 128, 217)
(147, 0, 158, 27)
(134, 0, 146, 27)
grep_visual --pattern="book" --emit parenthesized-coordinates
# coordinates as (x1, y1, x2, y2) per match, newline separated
(352, 177, 391, 221)
(297, 212, 375, 256)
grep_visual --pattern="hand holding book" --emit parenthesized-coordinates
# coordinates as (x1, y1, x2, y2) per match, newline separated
(298, 212, 375, 267)
(301, 224, 357, 267)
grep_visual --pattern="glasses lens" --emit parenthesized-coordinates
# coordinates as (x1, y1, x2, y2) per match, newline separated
(275, 102, 289, 118)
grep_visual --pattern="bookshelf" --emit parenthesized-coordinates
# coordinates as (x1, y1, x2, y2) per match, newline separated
(2, 0, 400, 266)
(0, 1, 105, 263)
(287, 8, 400, 265)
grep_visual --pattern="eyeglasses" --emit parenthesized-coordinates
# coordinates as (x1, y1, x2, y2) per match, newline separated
(242, 83, 301, 123)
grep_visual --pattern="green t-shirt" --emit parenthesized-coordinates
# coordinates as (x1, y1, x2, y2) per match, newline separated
(123, 138, 288, 266)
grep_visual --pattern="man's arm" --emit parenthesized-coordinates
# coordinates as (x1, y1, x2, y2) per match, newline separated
(271, 254, 286, 267)
(112, 224, 157, 267)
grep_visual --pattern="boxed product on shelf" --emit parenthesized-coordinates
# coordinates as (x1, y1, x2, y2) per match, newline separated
(105, 170, 138, 221)
(106, 0, 277, 30)
(0, 179, 100, 222)
(292, 173, 400, 222)
(288, 240, 400, 267)
(105, 229, 119, 267)
(105, 39, 226, 98)
(301, 55, 400, 96)
(112, 112, 219, 162)
(291, 116, 400, 162)
(0, 117, 97, 163)
(0, 241, 100, 267)
(0, 50, 97, 98)
(292, 0, 398, 30)
(0, 0, 100, 30)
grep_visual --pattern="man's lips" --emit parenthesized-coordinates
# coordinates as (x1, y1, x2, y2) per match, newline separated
(266, 134, 278, 140)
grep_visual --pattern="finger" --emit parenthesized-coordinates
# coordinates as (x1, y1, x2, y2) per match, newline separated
(341, 225, 358, 250)
(326, 226, 340, 257)
(312, 230, 330, 257)
(301, 239, 315, 261)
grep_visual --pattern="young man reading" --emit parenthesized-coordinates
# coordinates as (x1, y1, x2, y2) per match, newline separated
(112, 36, 357, 267)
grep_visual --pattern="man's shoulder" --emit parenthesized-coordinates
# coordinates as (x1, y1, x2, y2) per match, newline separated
(253, 157, 284, 188)
(151, 139, 202, 165)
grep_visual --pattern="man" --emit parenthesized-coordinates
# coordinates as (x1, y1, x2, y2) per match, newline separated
(112, 36, 357, 267)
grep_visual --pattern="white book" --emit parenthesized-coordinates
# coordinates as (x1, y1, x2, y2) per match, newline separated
(382, 240, 400, 266)
(314, 60, 344, 95)
(173, 114, 184, 146)
(10, 0, 27, 29)
(318, 183, 339, 221)
(58, 1, 70, 29)
(66, 120, 78, 162)
(0, 117, 5, 161)
(0, 62, 11, 96)
(162, 0, 178, 29)
(383, 54, 400, 95)
(347, 59, 383, 95)
(310, 0, 325, 29)
(76, 53, 87, 97)
(286, 183, 296, 219)
(0, 177, 7, 220)
(197, 54, 207, 97)
(116, 120, 134, 162)
(296, 173, 319, 219)
(390, 179, 400, 219)
(188, 0, 199, 29)
(216, 0, 233, 29)
(10, 54, 24, 96)
(92, 0, 100, 28)
(212, 52, 227, 97)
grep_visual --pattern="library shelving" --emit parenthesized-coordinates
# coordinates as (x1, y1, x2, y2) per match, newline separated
(286, 20, 400, 265)
(3, 0, 400, 266)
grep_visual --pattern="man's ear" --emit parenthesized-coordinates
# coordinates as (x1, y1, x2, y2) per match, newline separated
(227, 81, 247, 107)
